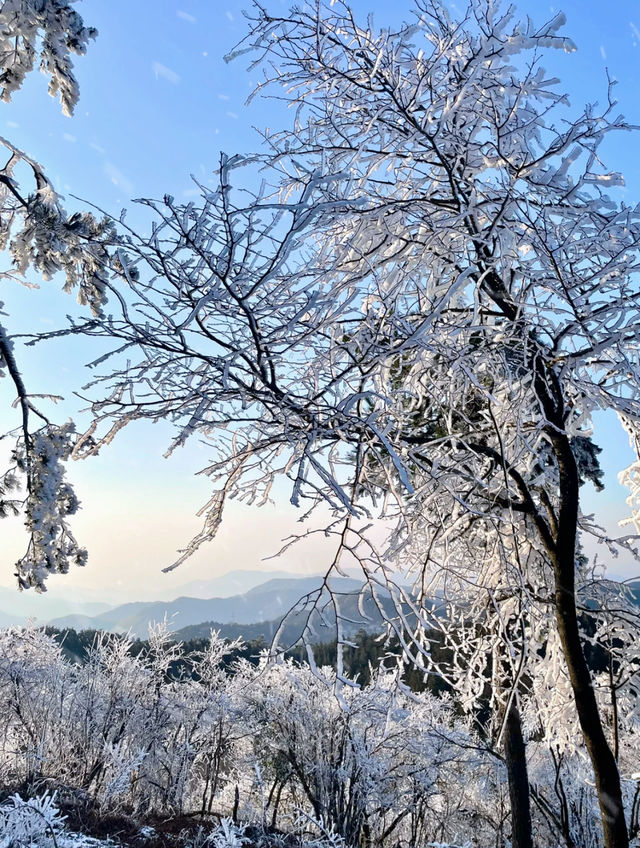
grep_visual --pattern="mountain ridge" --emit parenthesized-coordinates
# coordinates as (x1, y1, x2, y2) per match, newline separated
(0, 568, 322, 629)
(48, 575, 364, 638)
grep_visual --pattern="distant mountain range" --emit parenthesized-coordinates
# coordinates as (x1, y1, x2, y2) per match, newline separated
(0, 585, 112, 628)
(48, 575, 366, 639)
(163, 569, 305, 600)
(172, 583, 396, 646)
(0, 570, 637, 648)
(0, 569, 318, 629)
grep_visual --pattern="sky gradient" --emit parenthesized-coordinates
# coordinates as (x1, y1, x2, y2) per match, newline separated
(1, 0, 640, 601)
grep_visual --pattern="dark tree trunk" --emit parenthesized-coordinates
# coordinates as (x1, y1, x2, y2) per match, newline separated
(550, 432, 629, 848)
(459, 215, 626, 845)
(609, 653, 620, 762)
(232, 785, 240, 824)
(478, 264, 629, 846)
(503, 700, 533, 848)
(507, 337, 633, 848)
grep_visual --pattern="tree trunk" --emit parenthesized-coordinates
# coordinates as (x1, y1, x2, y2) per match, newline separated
(503, 699, 534, 848)
(551, 433, 629, 848)
(479, 264, 629, 845)
(609, 653, 620, 762)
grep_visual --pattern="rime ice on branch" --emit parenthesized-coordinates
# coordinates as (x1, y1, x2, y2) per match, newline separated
(74, 2, 640, 844)
(0, 0, 113, 590)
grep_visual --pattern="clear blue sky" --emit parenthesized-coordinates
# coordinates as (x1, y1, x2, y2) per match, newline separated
(1, 0, 640, 600)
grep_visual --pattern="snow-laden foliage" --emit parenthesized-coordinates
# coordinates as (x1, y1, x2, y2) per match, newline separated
(2, 180, 115, 316)
(9, 422, 88, 589)
(208, 818, 250, 848)
(70, 3, 640, 842)
(0, 791, 65, 847)
(0, 790, 116, 846)
(0, 0, 117, 591)
(0, 621, 639, 847)
(0, 0, 96, 116)
(0, 0, 110, 313)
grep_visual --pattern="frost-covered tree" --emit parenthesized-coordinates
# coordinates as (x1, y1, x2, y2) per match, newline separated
(0, 0, 115, 590)
(236, 4, 640, 839)
(65, 1, 640, 844)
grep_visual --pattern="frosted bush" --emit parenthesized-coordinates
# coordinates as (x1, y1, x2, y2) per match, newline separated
(0, 792, 64, 847)
(0, 791, 118, 847)
(207, 818, 250, 847)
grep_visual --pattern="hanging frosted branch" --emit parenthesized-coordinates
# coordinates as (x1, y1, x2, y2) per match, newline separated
(0, 0, 109, 590)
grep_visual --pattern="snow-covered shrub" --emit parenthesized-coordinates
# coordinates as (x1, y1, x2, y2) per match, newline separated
(207, 818, 250, 848)
(0, 624, 252, 817)
(0, 620, 636, 846)
(244, 658, 492, 847)
(0, 627, 70, 784)
(0, 792, 64, 847)
(0, 790, 119, 847)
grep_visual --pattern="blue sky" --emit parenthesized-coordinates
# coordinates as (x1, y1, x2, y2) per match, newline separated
(1, 0, 640, 600)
